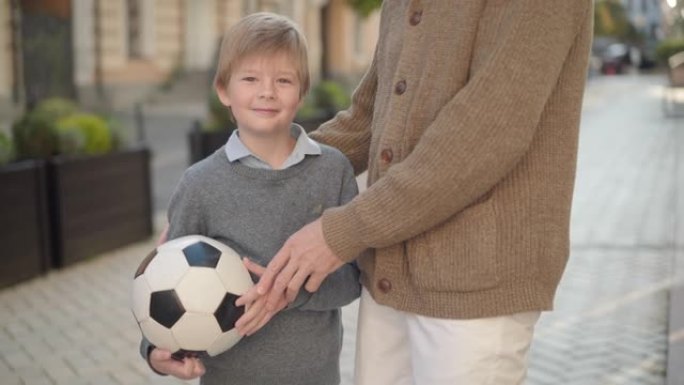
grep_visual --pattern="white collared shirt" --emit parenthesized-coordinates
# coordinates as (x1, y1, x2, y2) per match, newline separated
(224, 124, 321, 169)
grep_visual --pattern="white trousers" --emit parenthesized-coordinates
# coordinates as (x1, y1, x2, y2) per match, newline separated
(354, 288, 540, 385)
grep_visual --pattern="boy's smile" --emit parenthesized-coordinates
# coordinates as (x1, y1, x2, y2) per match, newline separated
(251, 108, 279, 116)
(216, 51, 302, 140)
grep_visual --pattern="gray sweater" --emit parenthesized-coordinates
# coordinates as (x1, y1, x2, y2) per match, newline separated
(145, 144, 361, 385)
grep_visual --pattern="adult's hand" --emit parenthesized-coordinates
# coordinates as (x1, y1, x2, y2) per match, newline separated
(149, 348, 205, 380)
(235, 258, 288, 336)
(256, 218, 344, 311)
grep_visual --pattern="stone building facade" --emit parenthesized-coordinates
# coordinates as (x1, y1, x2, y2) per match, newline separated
(0, 0, 379, 112)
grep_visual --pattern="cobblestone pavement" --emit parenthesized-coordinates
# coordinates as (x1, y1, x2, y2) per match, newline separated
(527, 74, 681, 385)
(0, 74, 680, 385)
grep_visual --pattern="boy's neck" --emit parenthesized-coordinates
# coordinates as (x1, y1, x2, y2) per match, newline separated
(237, 126, 297, 169)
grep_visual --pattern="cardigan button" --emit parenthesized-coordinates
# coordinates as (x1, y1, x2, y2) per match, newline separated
(394, 80, 407, 95)
(380, 148, 393, 164)
(377, 279, 392, 293)
(409, 10, 422, 26)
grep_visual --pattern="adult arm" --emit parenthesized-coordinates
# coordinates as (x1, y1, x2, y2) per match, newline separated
(257, 0, 592, 304)
(321, 0, 593, 261)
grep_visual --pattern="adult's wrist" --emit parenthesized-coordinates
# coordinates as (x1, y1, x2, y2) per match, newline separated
(321, 206, 367, 262)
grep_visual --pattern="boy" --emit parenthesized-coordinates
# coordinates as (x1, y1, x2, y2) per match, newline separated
(139, 12, 361, 385)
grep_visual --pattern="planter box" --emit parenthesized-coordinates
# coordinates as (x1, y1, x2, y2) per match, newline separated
(0, 160, 51, 288)
(188, 121, 232, 165)
(48, 147, 153, 267)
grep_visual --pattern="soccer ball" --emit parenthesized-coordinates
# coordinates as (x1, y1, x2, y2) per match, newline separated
(131, 235, 254, 357)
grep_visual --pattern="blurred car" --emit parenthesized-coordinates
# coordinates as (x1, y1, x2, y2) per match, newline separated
(599, 43, 630, 75)
(591, 36, 658, 75)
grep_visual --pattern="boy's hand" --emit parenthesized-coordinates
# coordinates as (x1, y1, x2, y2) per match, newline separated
(149, 348, 205, 380)
(235, 258, 288, 336)
(157, 223, 169, 246)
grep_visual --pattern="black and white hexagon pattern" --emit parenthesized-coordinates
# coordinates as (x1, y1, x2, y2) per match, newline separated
(131, 235, 254, 357)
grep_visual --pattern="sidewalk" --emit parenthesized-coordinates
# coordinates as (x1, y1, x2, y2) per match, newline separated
(0, 233, 357, 385)
(0, 74, 680, 385)
(526, 74, 681, 385)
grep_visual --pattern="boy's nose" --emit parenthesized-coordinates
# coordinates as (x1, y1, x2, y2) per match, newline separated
(258, 82, 276, 99)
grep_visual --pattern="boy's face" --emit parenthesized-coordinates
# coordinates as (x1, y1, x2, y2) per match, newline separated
(216, 51, 301, 139)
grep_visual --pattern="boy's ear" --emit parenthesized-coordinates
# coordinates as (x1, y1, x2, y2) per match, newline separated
(214, 83, 231, 107)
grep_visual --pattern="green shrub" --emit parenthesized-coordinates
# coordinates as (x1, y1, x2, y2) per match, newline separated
(10, 98, 120, 160)
(106, 116, 126, 151)
(55, 113, 112, 155)
(347, 0, 382, 17)
(656, 38, 684, 63)
(55, 127, 86, 156)
(11, 98, 80, 160)
(0, 131, 14, 166)
(33, 98, 78, 122)
(297, 80, 351, 120)
(594, 0, 642, 43)
(312, 80, 351, 112)
(12, 110, 59, 159)
(296, 100, 321, 120)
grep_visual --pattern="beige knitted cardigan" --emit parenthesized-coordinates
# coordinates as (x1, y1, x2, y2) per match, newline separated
(310, 0, 593, 319)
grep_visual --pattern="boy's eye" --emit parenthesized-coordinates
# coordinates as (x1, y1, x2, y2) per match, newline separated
(242, 76, 257, 82)
(278, 78, 293, 84)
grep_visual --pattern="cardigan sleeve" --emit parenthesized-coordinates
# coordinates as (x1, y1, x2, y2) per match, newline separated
(320, 0, 593, 262)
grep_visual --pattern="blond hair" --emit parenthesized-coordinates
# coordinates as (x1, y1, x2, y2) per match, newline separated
(213, 12, 310, 99)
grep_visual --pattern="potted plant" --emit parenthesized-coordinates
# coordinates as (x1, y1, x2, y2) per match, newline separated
(347, 0, 382, 17)
(9, 98, 153, 268)
(295, 80, 351, 132)
(0, 130, 51, 288)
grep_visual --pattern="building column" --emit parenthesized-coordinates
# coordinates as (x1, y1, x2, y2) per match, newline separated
(303, 0, 328, 83)
(0, 0, 12, 101)
(138, 0, 156, 59)
(184, 0, 216, 71)
(216, 0, 242, 35)
(71, 0, 95, 88)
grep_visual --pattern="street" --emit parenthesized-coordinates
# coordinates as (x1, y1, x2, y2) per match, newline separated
(527, 74, 682, 384)
(112, 103, 207, 219)
(0, 73, 681, 385)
